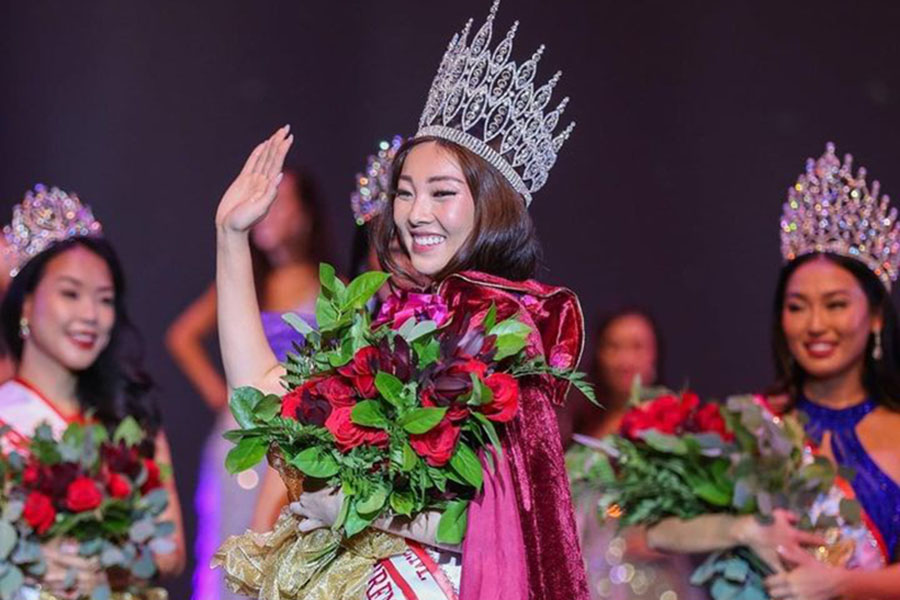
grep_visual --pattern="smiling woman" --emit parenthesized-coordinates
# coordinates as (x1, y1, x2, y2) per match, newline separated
(0, 185, 186, 598)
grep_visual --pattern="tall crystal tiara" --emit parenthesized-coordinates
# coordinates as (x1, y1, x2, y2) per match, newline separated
(351, 135, 405, 225)
(3, 184, 103, 277)
(780, 143, 900, 290)
(415, 0, 574, 206)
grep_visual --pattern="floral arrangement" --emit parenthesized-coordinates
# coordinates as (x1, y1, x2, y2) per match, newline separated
(225, 265, 593, 544)
(567, 388, 863, 600)
(0, 418, 173, 600)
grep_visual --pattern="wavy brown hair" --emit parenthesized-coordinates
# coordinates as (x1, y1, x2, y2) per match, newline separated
(373, 136, 540, 284)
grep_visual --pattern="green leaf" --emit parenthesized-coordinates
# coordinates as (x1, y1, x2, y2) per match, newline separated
(229, 386, 264, 429)
(255, 394, 282, 422)
(288, 447, 340, 478)
(494, 334, 529, 361)
(400, 407, 448, 434)
(389, 491, 415, 516)
(315, 296, 340, 331)
(357, 486, 388, 516)
(112, 416, 144, 446)
(225, 436, 267, 474)
(413, 337, 441, 368)
(375, 372, 405, 408)
(406, 320, 437, 342)
(332, 494, 351, 531)
(472, 412, 502, 454)
(489, 317, 532, 338)
(490, 318, 532, 361)
(319, 263, 337, 294)
(343, 271, 391, 311)
(282, 312, 316, 338)
(482, 303, 497, 333)
(352, 401, 390, 430)
(839, 498, 862, 525)
(436, 500, 469, 545)
(344, 502, 377, 537)
(466, 374, 493, 407)
(692, 481, 732, 506)
(0, 521, 17, 561)
(2, 500, 23, 523)
(450, 442, 483, 491)
(638, 430, 689, 455)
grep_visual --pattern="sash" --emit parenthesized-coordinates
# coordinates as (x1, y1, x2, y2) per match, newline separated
(367, 542, 461, 600)
(0, 378, 76, 453)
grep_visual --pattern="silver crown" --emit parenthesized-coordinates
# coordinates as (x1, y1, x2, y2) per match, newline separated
(351, 135, 405, 225)
(3, 184, 103, 277)
(780, 143, 900, 289)
(415, 0, 574, 206)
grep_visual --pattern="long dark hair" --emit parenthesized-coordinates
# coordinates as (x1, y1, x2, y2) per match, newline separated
(771, 252, 900, 411)
(373, 136, 541, 284)
(250, 165, 330, 299)
(0, 237, 161, 436)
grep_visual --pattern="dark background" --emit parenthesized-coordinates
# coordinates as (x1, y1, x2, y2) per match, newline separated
(2, 1, 899, 596)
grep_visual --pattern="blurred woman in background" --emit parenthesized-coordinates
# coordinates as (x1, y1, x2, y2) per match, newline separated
(568, 307, 706, 600)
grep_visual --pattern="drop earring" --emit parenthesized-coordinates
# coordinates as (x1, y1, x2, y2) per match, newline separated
(873, 329, 883, 361)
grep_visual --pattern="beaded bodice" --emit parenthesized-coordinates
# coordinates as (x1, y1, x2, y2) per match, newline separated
(798, 397, 900, 561)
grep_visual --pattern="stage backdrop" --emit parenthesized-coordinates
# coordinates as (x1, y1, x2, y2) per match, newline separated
(2, 1, 899, 596)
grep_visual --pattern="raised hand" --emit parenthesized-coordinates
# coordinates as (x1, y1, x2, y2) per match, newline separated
(215, 125, 294, 234)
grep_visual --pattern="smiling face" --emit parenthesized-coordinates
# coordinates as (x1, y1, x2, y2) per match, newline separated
(781, 256, 880, 382)
(21, 245, 116, 372)
(393, 141, 476, 276)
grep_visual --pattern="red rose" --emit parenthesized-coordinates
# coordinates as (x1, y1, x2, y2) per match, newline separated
(141, 459, 162, 493)
(316, 376, 356, 408)
(679, 392, 700, 415)
(338, 346, 379, 398)
(643, 395, 683, 434)
(22, 464, 41, 487)
(409, 418, 462, 467)
(23, 491, 55, 534)
(107, 473, 132, 499)
(325, 406, 389, 452)
(480, 373, 520, 422)
(620, 407, 654, 439)
(281, 379, 335, 426)
(695, 403, 734, 441)
(65, 477, 103, 512)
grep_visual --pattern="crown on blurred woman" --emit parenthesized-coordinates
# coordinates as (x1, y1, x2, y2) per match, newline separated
(780, 142, 900, 290)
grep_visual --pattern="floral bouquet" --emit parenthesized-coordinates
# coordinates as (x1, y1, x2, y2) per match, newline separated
(217, 265, 592, 596)
(0, 418, 173, 600)
(568, 388, 868, 600)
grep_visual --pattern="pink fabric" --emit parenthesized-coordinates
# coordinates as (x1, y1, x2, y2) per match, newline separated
(439, 272, 590, 600)
(460, 447, 528, 599)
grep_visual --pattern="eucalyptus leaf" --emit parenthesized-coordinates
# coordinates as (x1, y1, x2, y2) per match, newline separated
(1, 501, 23, 523)
(129, 519, 156, 543)
(91, 585, 112, 600)
(131, 549, 157, 579)
(282, 313, 315, 338)
(0, 522, 16, 561)
(0, 565, 24, 600)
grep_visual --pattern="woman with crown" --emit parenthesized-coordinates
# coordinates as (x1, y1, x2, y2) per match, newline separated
(646, 144, 900, 600)
(0, 185, 186, 597)
(212, 2, 589, 598)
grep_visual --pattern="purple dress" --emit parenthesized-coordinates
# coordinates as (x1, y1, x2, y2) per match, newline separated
(191, 308, 314, 600)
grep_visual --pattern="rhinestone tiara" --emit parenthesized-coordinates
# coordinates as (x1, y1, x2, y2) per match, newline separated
(780, 142, 900, 290)
(415, 0, 574, 206)
(3, 184, 103, 277)
(351, 135, 405, 226)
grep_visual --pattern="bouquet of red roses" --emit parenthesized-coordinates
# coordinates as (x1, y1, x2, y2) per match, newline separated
(0, 418, 174, 600)
(568, 388, 864, 600)
(225, 264, 593, 545)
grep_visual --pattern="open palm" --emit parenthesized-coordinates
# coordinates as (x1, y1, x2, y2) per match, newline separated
(216, 125, 294, 233)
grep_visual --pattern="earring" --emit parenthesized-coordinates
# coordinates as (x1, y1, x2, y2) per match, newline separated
(873, 329, 883, 361)
(18, 317, 30, 339)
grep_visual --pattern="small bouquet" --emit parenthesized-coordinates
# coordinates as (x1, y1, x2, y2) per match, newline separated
(0, 418, 174, 600)
(218, 265, 592, 595)
(569, 388, 868, 600)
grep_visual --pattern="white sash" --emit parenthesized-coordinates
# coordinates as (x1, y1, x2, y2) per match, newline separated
(0, 379, 71, 453)
(365, 541, 461, 600)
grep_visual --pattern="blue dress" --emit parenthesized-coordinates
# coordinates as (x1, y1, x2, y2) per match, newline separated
(191, 309, 314, 600)
(798, 397, 900, 562)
